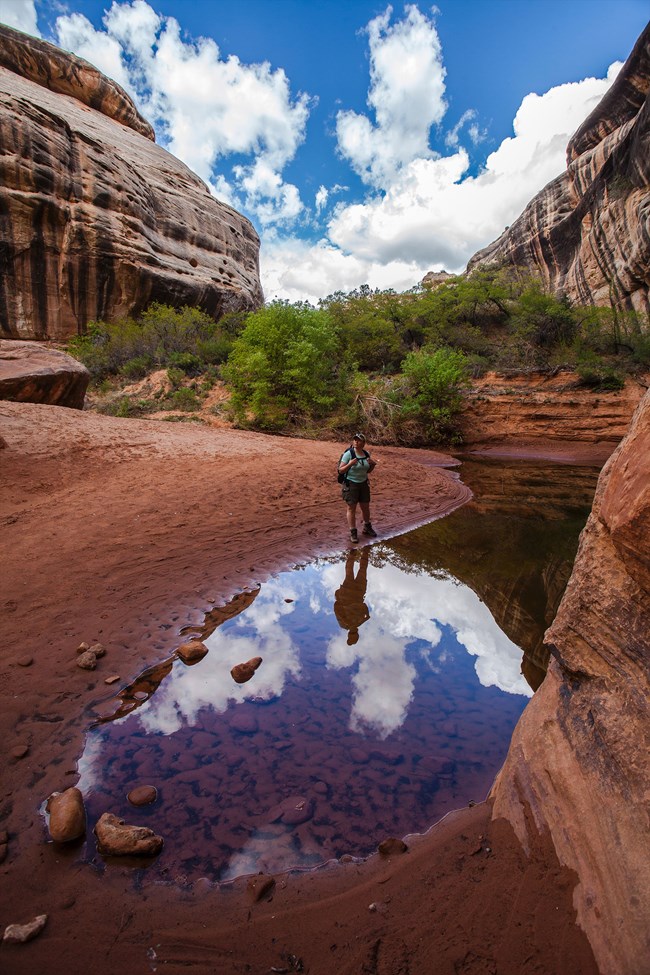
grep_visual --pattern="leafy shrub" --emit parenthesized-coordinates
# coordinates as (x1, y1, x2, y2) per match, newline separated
(576, 354, 625, 390)
(168, 351, 202, 375)
(120, 355, 152, 379)
(167, 387, 201, 411)
(393, 346, 469, 442)
(223, 301, 349, 429)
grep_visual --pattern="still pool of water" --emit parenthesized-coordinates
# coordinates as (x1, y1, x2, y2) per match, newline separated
(77, 459, 598, 883)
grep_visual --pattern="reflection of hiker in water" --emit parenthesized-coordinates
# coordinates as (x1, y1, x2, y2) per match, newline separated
(334, 549, 370, 646)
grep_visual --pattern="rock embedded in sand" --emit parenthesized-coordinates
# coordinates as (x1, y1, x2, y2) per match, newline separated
(76, 650, 97, 670)
(230, 656, 263, 684)
(127, 785, 158, 807)
(104, 675, 120, 685)
(176, 639, 208, 665)
(88, 642, 106, 658)
(3, 914, 48, 944)
(10, 744, 29, 760)
(17, 657, 33, 667)
(378, 837, 409, 857)
(94, 812, 163, 857)
(76, 642, 90, 654)
(47, 787, 86, 842)
(246, 873, 275, 903)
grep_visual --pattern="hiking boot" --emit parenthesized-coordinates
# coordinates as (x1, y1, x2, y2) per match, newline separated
(350, 528, 358, 543)
(362, 523, 377, 537)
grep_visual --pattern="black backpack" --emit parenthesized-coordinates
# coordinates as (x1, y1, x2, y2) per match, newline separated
(337, 445, 369, 483)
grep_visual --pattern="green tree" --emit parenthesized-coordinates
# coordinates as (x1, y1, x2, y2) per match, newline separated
(395, 346, 469, 442)
(223, 301, 349, 429)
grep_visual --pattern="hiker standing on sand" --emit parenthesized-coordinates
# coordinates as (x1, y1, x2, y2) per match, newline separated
(339, 432, 378, 543)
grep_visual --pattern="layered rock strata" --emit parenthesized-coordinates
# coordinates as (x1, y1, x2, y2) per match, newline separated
(491, 388, 650, 974)
(460, 369, 648, 450)
(0, 339, 89, 408)
(0, 25, 263, 341)
(468, 24, 650, 314)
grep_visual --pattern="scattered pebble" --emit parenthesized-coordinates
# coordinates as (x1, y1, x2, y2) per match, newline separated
(230, 656, 262, 684)
(76, 642, 90, 654)
(378, 837, 408, 857)
(3, 914, 48, 944)
(176, 639, 208, 665)
(17, 657, 33, 668)
(76, 651, 97, 671)
(10, 744, 29, 760)
(46, 787, 86, 843)
(127, 785, 158, 807)
(89, 642, 106, 658)
(104, 675, 120, 685)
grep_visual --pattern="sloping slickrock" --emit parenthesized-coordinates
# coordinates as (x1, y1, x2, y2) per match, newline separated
(468, 24, 650, 313)
(0, 340, 89, 408)
(490, 388, 650, 975)
(0, 24, 263, 341)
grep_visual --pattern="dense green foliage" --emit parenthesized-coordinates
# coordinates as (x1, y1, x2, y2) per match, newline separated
(222, 302, 352, 430)
(68, 267, 649, 445)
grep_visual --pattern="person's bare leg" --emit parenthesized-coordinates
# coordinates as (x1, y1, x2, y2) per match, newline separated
(360, 501, 371, 525)
(347, 502, 358, 533)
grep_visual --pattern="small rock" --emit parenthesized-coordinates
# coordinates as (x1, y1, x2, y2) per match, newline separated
(47, 787, 86, 842)
(76, 651, 97, 671)
(127, 785, 158, 807)
(3, 914, 48, 944)
(281, 796, 314, 826)
(94, 812, 163, 856)
(230, 656, 263, 684)
(76, 642, 90, 654)
(378, 837, 408, 857)
(284, 598, 294, 603)
(176, 639, 208, 665)
(88, 642, 106, 658)
(247, 873, 275, 903)
(104, 674, 120, 685)
(17, 657, 33, 667)
(10, 744, 29, 760)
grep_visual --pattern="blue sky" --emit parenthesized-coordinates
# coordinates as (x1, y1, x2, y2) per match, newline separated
(3, 0, 649, 301)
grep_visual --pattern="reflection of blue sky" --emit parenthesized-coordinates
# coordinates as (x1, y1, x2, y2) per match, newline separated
(125, 554, 529, 741)
(320, 559, 530, 738)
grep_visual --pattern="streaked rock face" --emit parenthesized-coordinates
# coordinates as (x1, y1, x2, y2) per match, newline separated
(491, 388, 650, 975)
(0, 25, 263, 341)
(468, 24, 650, 314)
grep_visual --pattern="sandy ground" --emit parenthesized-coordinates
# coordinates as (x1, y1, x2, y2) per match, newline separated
(0, 402, 598, 975)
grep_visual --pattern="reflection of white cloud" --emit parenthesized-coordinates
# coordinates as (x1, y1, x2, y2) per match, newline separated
(138, 580, 301, 735)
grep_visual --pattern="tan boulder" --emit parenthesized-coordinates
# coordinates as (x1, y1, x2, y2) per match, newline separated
(94, 812, 163, 857)
(47, 787, 86, 842)
(3, 914, 48, 944)
(176, 640, 208, 665)
(0, 341, 89, 409)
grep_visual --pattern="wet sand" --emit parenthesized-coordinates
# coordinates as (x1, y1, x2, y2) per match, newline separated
(0, 402, 598, 974)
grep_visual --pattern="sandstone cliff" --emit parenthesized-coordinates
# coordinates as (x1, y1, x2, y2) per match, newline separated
(491, 388, 650, 974)
(0, 25, 263, 341)
(468, 24, 650, 314)
(460, 369, 648, 451)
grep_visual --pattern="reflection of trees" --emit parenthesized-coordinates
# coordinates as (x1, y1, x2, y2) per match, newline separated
(382, 459, 598, 690)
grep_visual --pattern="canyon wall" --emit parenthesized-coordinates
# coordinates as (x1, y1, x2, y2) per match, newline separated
(491, 388, 650, 974)
(468, 25, 650, 314)
(460, 369, 648, 451)
(0, 25, 263, 342)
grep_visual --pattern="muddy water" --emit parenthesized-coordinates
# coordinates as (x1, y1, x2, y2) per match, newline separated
(77, 459, 599, 883)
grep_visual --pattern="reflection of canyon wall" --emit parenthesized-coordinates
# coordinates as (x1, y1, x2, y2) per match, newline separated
(385, 459, 598, 686)
(468, 25, 650, 313)
(460, 370, 648, 449)
(0, 25, 263, 341)
(491, 390, 650, 974)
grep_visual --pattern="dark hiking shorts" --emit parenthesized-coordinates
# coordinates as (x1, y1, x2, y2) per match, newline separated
(342, 480, 370, 505)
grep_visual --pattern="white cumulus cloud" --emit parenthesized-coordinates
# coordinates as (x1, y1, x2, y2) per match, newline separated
(336, 4, 447, 189)
(54, 0, 312, 226)
(0, 0, 40, 36)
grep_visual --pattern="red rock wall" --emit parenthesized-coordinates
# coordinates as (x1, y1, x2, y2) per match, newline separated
(0, 26, 263, 341)
(469, 25, 650, 315)
(491, 388, 650, 974)
(460, 370, 648, 450)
